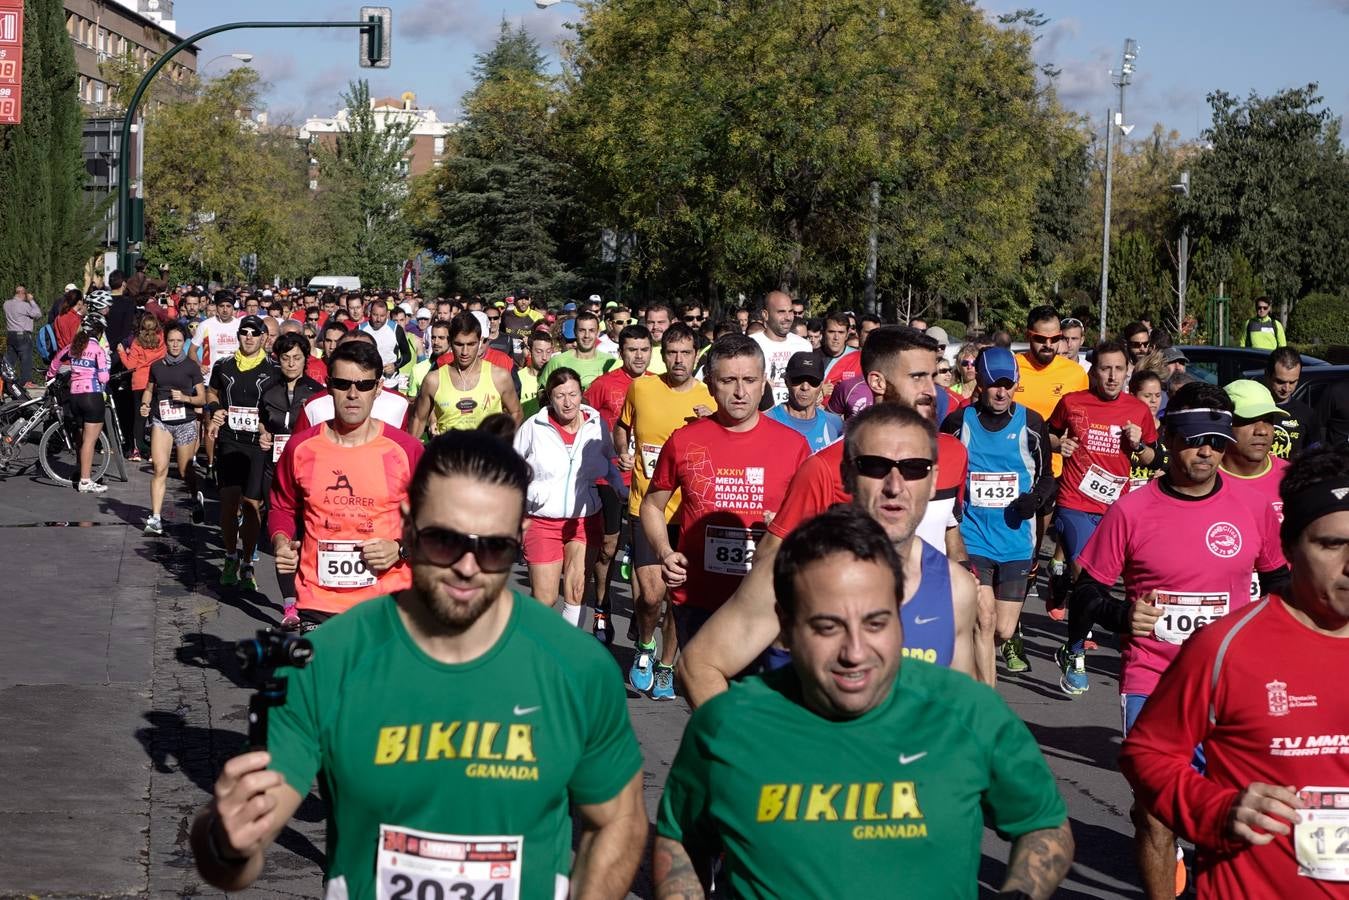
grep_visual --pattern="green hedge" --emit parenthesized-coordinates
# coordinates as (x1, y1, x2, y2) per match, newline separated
(931, 318, 967, 341)
(1288, 292, 1349, 345)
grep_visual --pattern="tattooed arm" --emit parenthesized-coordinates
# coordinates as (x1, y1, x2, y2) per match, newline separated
(1000, 820, 1074, 899)
(653, 835, 708, 900)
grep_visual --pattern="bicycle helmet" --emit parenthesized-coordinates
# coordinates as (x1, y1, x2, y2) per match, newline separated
(85, 289, 113, 312)
(83, 312, 108, 332)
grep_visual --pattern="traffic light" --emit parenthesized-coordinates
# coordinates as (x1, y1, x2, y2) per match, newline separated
(359, 7, 391, 68)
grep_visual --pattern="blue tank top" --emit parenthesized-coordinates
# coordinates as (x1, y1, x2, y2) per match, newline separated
(759, 540, 955, 671)
(902, 539, 955, 667)
(956, 404, 1036, 562)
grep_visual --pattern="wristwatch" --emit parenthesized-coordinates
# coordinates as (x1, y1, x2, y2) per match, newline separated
(397, 539, 409, 561)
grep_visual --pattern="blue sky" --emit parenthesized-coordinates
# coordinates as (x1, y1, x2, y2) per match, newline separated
(180, 0, 1349, 139)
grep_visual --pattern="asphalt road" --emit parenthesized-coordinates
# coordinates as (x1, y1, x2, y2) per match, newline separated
(0, 450, 1145, 898)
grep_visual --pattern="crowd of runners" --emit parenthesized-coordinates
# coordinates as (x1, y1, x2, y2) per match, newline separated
(5, 274, 1348, 899)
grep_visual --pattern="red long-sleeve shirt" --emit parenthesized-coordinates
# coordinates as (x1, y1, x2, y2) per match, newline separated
(1119, 595, 1349, 898)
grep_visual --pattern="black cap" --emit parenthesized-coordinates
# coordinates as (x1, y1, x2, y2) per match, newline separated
(238, 315, 267, 333)
(785, 351, 823, 383)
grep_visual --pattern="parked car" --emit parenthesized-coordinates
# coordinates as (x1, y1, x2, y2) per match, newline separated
(1290, 364, 1349, 412)
(1176, 346, 1327, 387)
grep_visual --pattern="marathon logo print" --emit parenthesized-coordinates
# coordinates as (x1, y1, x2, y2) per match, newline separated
(755, 782, 928, 841)
(374, 722, 539, 780)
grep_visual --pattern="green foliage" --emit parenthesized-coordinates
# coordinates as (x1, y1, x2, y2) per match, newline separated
(1287, 291, 1349, 345)
(0, 0, 102, 308)
(416, 24, 576, 299)
(931, 318, 967, 340)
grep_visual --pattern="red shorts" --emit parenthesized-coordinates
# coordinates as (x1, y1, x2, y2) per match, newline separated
(523, 513, 602, 564)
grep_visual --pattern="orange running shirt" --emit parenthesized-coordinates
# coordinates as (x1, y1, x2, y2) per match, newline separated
(268, 421, 424, 614)
(1014, 352, 1088, 476)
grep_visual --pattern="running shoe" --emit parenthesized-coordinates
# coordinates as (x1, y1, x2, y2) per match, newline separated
(1000, 632, 1030, 673)
(251, 546, 260, 564)
(191, 491, 205, 524)
(239, 565, 257, 592)
(127, 450, 142, 462)
(1057, 643, 1089, 695)
(220, 557, 240, 587)
(592, 611, 614, 646)
(77, 479, 108, 494)
(628, 642, 656, 693)
(651, 664, 676, 701)
(1046, 566, 1071, 621)
(143, 515, 163, 536)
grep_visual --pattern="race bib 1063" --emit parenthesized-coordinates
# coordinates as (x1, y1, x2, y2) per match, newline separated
(970, 472, 1018, 508)
(704, 525, 763, 576)
(317, 540, 377, 589)
(1078, 463, 1127, 505)
(1295, 788, 1349, 882)
(1153, 591, 1228, 644)
(227, 405, 259, 433)
(377, 825, 522, 900)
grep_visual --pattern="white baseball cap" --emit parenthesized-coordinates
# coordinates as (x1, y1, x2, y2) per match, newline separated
(471, 311, 490, 334)
(64, 283, 78, 292)
(415, 308, 432, 320)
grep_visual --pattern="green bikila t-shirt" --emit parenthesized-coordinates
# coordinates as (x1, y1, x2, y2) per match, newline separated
(656, 660, 1066, 900)
(268, 592, 643, 900)
(537, 351, 617, 390)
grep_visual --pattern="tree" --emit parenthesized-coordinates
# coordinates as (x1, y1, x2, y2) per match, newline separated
(1183, 85, 1349, 324)
(314, 80, 415, 289)
(416, 24, 575, 298)
(0, 0, 102, 307)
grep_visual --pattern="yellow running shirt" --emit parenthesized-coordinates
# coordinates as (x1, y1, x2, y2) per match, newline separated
(432, 360, 502, 432)
(619, 374, 713, 519)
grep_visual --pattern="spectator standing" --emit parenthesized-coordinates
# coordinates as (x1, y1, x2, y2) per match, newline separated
(4, 284, 41, 388)
(117, 312, 167, 461)
(1239, 296, 1286, 350)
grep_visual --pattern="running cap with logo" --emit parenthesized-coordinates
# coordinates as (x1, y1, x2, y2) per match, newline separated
(562, 302, 578, 313)
(1164, 407, 1234, 441)
(974, 346, 1019, 388)
(784, 351, 824, 383)
(1225, 379, 1285, 421)
(470, 311, 490, 335)
(237, 314, 268, 334)
(561, 319, 577, 341)
(415, 308, 432, 320)
(588, 294, 602, 304)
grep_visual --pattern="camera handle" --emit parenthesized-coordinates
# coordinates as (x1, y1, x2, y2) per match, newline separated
(247, 675, 289, 751)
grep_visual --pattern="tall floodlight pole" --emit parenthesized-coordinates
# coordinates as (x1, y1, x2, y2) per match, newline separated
(1098, 38, 1138, 339)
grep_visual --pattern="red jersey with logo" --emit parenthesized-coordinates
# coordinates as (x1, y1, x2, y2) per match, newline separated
(766, 432, 969, 553)
(1120, 596, 1349, 899)
(822, 350, 862, 383)
(650, 416, 810, 611)
(1077, 476, 1286, 696)
(1048, 389, 1158, 515)
(585, 368, 643, 487)
(267, 422, 424, 614)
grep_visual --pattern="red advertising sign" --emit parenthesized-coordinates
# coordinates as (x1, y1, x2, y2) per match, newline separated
(0, 0, 22, 126)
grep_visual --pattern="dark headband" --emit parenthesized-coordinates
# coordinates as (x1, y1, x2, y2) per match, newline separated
(1280, 479, 1349, 546)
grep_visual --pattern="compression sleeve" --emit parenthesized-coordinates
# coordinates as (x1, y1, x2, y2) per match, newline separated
(1025, 410, 1058, 510)
(392, 325, 411, 370)
(1067, 570, 1131, 646)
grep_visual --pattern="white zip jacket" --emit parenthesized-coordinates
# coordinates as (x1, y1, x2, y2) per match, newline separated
(513, 404, 628, 519)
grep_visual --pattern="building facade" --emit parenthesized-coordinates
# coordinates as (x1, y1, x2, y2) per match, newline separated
(64, 0, 196, 115)
(300, 92, 456, 190)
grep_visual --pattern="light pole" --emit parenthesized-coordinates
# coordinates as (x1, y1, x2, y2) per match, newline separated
(1097, 37, 1138, 339)
(1171, 170, 1190, 338)
(202, 51, 255, 73)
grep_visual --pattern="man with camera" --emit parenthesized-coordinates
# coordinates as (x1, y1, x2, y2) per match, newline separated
(192, 431, 647, 899)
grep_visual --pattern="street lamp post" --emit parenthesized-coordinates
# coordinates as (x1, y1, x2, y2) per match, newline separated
(1172, 170, 1190, 337)
(202, 51, 255, 72)
(1097, 38, 1138, 339)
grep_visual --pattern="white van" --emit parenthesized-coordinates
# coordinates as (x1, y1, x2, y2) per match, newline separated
(307, 275, 362, 292)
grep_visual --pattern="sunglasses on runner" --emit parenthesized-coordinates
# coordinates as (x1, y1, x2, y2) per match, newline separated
(1028, 333, 1063, 345)
(959, 358, 977, 368)
(237, 327, 263, 338)
(413, 525, 520, 572)
(328, 377, 380, 392)
(1182, 434, 1232, 450)
(1061, 317, 1084, 329)
(853, 455, 934, 480)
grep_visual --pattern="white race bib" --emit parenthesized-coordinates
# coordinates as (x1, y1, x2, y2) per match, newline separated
(1130, 477, 1151, 493)
(1295, 788, 1349, 882)
(271, 434, 290, 463)
(704, 525, 763, 576)
(317, 540, 377, 589)
(159, 399, 187, 422)
(377, 825, 522, 900)
(227, 405, 259, 433)
(1078, 463, 1127, 505)
(640, 442, 663, 480)
(1250, 570, 1262, 603)
(1153, 591, 1228, 644)
(970, 472, 1018, 508)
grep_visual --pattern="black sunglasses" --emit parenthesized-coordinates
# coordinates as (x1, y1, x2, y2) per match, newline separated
(1128, 340, 1151, 349)
(788, 376, 822, 387)
(853, 455, 934, 480)
(414, 525, 520, 572)
(328, 377, 380, 392)
(1182, 434, 1232, 450)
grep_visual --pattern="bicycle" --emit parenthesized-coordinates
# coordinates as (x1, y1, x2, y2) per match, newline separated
(0, 371, 113, 485)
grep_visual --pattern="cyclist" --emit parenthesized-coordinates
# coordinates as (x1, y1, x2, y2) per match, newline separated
(205, 315, 276, 590)
(1059, 382, 1289, 898)
(410, 312, 521, 438)
(613, 322, 714, 699)
(47, 312, 111, 494)
(195, 431, 646, 898)
(764, 351, 843, 452)
(584, 324, 653, 642)
(655, 505, 1072, 899)
(514, 368, 627, 627)
(268, 340, 423, 631)
(640, 335, 811, 698)
(259, 332, 326, 629)
(140, 322, 206, 533)
(1120, 443, 1349, 899)
(942, 347, 1055, 683)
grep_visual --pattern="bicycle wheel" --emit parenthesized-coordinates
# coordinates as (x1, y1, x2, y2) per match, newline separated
(39, 420, 111, 486)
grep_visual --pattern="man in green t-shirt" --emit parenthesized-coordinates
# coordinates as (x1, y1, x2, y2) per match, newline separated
(191, 431, 647, 900)
(538, 311, 617, 388)
(654, 505, 1073, 899)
